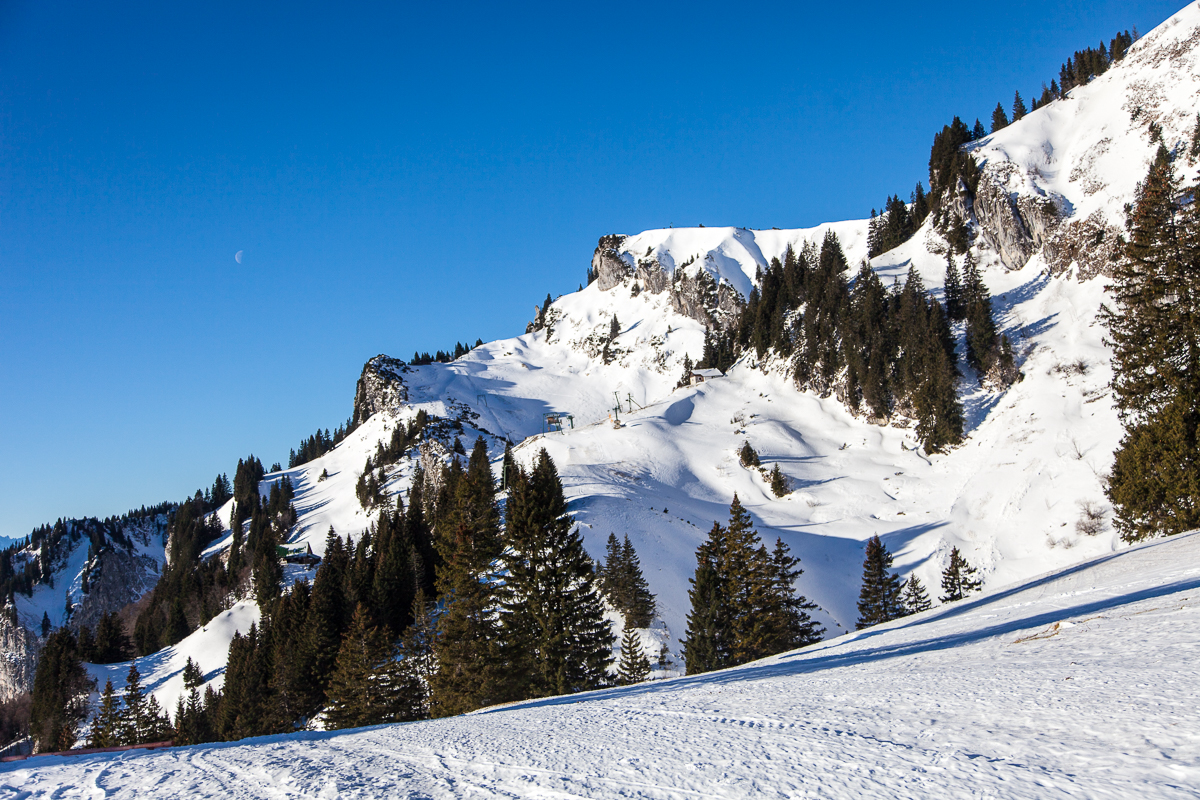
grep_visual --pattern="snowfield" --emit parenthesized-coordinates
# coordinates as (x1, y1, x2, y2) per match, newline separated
(5, 530, 1198, 799)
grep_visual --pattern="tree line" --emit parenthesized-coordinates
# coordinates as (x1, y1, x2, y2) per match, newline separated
(409, 339, 484, 366)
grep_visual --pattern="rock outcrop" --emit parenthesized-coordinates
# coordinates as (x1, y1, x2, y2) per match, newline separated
(974, 162, 1064, 269)
(1042, 210, 1124, 280)
(352, 355, 409, 427)
(0, 607, 38, 702)
(73, 518, 166, 633)
(591, 234, 632, 291)
(590, 237, 744, 330)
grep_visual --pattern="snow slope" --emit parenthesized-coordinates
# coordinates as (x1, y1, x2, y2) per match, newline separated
(6, 528, 1198, 799)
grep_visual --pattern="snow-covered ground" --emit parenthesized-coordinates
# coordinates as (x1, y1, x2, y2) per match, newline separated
(6, 528, 1198, 798)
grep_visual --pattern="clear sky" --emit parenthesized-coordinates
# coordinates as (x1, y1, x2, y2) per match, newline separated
(0, 0, 1184, 541)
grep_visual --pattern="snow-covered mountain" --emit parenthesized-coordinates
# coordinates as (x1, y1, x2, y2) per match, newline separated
(8, 525, 1198, 798)
(44, 2, 1200, 722)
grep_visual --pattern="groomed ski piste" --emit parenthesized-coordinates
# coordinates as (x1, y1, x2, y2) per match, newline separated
(5, 530, 1198, 798)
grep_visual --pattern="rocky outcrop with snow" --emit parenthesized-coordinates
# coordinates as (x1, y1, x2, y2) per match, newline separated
(969, 4, 1200, 276)
(352, 355, 410, 428)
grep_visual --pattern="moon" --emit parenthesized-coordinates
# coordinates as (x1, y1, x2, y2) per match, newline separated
(235, 250, 243, 264)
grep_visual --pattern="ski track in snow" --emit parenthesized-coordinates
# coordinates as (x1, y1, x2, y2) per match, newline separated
(5, 532, 1199, 798)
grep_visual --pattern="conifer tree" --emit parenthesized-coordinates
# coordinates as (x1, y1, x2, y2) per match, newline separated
(303, 531, 349, 700)
(121, 662, 146, 744)
(719, 497, 777, 665)
(396, 589, 437, 719)
(1190, 113, 1200, 162)
(963, 254, 998, 373)
(944, 252, 964, 321)
(599, 532, 622, 596)
(940, 546, 983, 602)
(972, 118, 987, 140)
(429, 525, 503, 715)
(1102, 146, 1200, 540)
(29, 628, 90, 752)
(899, 574, 932, 615)
(991, 102, 1009, 133)
(1012, 90, 1027, 121)
(769, 464, 789, 497)
(856, 535, 902, 629)
(616, 628, 651, 685)
(619, 535, 656, 627)
(325, 604, 421, 730)
(682, 522, 728, 675)
(765, 538, 824, 650)
(609, 314, 620, 341)
(499, 450, 613, 699)
(266, 578, 316, 728)
(88, 679, 122, 748)
(371, 505, 415, 636)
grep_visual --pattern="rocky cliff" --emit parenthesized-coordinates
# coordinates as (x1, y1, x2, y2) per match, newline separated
(352, 355, 410, 427)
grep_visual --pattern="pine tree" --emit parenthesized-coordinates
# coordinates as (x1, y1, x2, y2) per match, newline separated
(498, 449, 614, 699)
(396, 589, 437, 719)
(30, 628, 90, 752)
(719, 496, 777, 665)
(972, 118, 987, 139)
(899, 574, 932, 615)
(599, 532, 623, 600)
(141, 695, 173, 742)
(768, 464, 789, 497)
(616, 628, 651, 685)
(991, 102, 1009, 133)
(88, 679, 122, 748)
(963, 254, 998, 374)
(619, 535, 656, 627)
(678, 353, 693, 388)
(944, 252, 964, 321)
(681, 522, 728, 675)
(1102, 147, 1200, 540)
(429, 437, 507, 717)
(121, 662, 147, 744)
(325, 604, 419, 730)
(1012, 90, 1027, 121)
(609, 314, 620, 341)
(940, 546, 983, 602)
(856, 535, 902, 629)
(764, 538, 824, 650)
(738, 441, 760, 468)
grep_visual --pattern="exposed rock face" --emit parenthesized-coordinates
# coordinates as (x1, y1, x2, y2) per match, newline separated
(73, 519, 166, 633)
(0, 608, 38, 702)
(1042, 210, 1124, 280)
(591, 234, 631, 291)
(974, 163, 1064, 269)
(353, 355, 409, 427)
(590, 237, 744, 330)
(0, 515, 167, 699)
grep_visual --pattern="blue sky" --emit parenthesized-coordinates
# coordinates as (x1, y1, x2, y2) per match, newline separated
(0, 0, 1182, 541)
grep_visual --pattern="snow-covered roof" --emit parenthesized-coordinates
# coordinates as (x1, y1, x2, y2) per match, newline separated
(690, 368, 723, 378)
